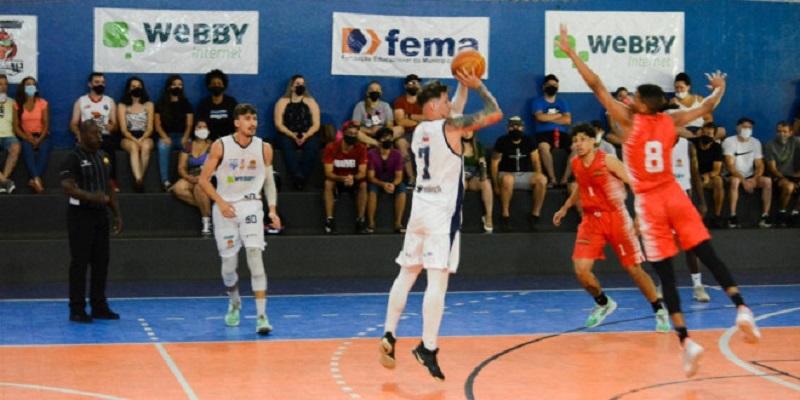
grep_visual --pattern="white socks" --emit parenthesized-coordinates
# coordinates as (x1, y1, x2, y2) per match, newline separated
(422, 269, 449, 351)
(691, 273, 703, 288)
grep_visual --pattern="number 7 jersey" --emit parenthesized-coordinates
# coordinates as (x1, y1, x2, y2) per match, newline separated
(623, 112, 676, 194)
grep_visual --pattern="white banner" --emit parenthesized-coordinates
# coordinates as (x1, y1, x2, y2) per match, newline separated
(0, 16, 37, 83)
(94, 8, 258, 74)
(332, 12, 490, 79)
(545, 11, 684, 93)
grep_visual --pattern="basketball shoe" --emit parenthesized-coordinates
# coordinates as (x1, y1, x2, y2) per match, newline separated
(412, 342, 445, 381)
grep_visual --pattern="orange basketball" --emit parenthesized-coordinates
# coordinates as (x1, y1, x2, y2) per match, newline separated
(450, 49, 486, 78)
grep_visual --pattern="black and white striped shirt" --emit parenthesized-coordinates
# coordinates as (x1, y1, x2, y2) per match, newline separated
(59, 146, 110, 209)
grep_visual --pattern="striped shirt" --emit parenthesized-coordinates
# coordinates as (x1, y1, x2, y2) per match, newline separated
(59, 146, 110, 208)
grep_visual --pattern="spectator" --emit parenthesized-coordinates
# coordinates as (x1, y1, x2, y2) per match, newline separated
(14, 76, 50, 195)
(393, 74, 422, 182)
(764, 121, 800, 227)
(722, 117, 772, 228)
(670, 72, 726, 140)
(117, 76, 154, 192)
(322, 121, 368, 234)
(172, 120, 213, 235)
(463, 127, 493, 233)
(0, 74, 19, 193)
(565, 121, 617, 218)
(604, 87, 628, 146)
(532, 74, 571, 187)
(491, 116, 547, 231)
(273, 74, 321, 190)
(70, 72, 118, 191)
(197, 69, 237, 141)
(154, 74, 194, 192)
(693, 122, 725, 227)
(366, 127, 407, 233)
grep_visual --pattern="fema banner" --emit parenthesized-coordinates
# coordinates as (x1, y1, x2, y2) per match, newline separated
(0, 16, 37, 83)
(545, 11, 684, 93)
(332, 12, 489, 79)
(94, 8, 258, 74)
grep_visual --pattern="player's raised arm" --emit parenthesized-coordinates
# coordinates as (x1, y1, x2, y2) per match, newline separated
(444, 69, 503, 135)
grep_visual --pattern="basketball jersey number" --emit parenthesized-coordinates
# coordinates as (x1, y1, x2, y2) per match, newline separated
(644, 141, 664, 173)
(417, 146, 431, 180)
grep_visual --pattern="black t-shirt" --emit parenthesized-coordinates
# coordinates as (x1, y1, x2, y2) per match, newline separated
(197, 95, 237, 141)
(59, 146, 110, 209)
(155, 98, 194, 134)
(691, 138, 723, 175)
(493, 134, 537, 173)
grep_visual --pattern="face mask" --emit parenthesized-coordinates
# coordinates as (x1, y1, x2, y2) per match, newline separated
(294, 85, 306, 96)
(699, 135, 714, 145)
(509, 129, 523, 140)
(170, 87, 183, 96)
(368, 91, 381, 102)
(209, 86, 224, 96)
(343, 135, 358, 145)
(406, 88, 418, 96)
(595, 133, 603, 144)
(461, 136, 472, 143)
(93, 85, 105, 95)
(130, 88, 143, 98)
(544, 86, 558, 96)
(0, 93, 6, 103)
(24, 86, 37, 97)
(194, 129, 210, 140)
(739, 127, 752, 139)
(675, 91, 687, 99)
(381, 140, 394, 149)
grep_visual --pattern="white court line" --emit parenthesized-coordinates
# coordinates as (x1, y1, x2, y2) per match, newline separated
(155, 343, 199, 400)
(718, 307, 800, 392)
(0, 382, 128, 399)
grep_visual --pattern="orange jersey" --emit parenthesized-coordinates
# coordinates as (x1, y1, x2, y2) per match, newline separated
(622, 113, 676, 194)
(571, 150, 626, 213)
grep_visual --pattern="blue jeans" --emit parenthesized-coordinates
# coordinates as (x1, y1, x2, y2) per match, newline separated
(157, 133, 183, 183)
(277, 133, 321, 181)
(20, 135, 51, 179)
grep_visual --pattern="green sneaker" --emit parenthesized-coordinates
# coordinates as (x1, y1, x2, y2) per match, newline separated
(225, 302, 241, 327)
(585, 297, 617, 328)
(256, 315, 273, 335)
(655, 308, 671, 332)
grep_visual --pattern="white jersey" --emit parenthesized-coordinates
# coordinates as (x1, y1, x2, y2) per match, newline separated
(672, 137, 691, 191)
(78, 94, 115, 135)
(214, 135, 266, 203)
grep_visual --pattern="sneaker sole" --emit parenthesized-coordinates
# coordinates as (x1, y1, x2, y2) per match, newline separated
(256, 326, 273, 335)
(379, 339, 396, 369)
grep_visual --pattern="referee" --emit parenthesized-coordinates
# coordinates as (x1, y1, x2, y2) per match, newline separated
(60, 120, 123, 323)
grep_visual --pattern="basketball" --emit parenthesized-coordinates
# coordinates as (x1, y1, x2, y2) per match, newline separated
(450, 49, 486, 78)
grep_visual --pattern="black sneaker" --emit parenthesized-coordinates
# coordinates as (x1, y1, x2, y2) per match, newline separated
(712, 215, 726, 229)
(411, 342, 445, 381)
(527, 214, 541, 231)
(776, 211, 788, 228)
(356, 217, 370, 234)
(379, 332, 396, 369)
(91, 306, 120, 320)
(727, 215, 740, 229)
(790, 212, 800, 227)
(501, 216, 512, 232)
(324, 217, 337, 235)
(69, 310, 93, 323)
(758, 214, 773, 229)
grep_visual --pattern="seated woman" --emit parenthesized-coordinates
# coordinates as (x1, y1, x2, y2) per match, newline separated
(13, 76, 50, 194)
(670, 72, 726, 140)
(118, 76, 155, 192)
(172, 120, 212, 235)
(274, 74, 321, 190)
(463, 129, 493, 233)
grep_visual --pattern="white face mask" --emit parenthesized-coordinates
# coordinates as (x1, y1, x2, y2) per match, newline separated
(195, 129, 210, 140)
(675, 91, 687, 99)
(739, 127, 752, 139)
(0, 93, 6, 103)
(595, 133, 602, 144)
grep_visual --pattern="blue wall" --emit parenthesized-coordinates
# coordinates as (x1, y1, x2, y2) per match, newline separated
(5, 0, 799, 148)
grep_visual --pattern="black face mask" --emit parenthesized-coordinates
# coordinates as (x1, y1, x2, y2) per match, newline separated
(130, 88, 143, 98)
(406, 88, 418, 96)
(368, 91, 381, 102)
(699, 135, 714, 145)
(170, 87, 183, 96)
(381, 140, 394, 149)
(461, 137, 472, 143)
(93, 85, 106, 95)
(509, 129, 523, 140)
(343, 135, 358, 145)
(544, 86, 558, 96)
(209, 86, 224, 96)
(294, 85, 306, 96)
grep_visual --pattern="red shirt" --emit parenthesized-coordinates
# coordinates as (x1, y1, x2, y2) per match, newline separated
(323, 140, 368, 177)
(572, 150, 627, 213)
(623, 112, 676, 194)
(393, 95, 421, 134)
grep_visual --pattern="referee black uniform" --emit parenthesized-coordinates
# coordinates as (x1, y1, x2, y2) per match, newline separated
(60, 121, 122, 323)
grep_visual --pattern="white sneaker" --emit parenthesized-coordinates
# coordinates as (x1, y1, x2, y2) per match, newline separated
(736, 306, 761, 343)
(256, 315, 273, 335)
(201, 219, 212, 236)
(682, 338, 704, 378)
(693, 286, 710, 302)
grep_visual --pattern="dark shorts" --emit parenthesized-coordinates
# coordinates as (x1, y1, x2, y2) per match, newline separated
(368, 180, 406, 195)
(535, 130, 571, 150)
(334, 180, 365, 198)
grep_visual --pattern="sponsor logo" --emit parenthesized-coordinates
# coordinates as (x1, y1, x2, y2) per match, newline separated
(341, 27, 479, 62)
(333, 159, 357, 169)
(226, 175, 256, 183)
(247, 160, 257, 170)
(734, 151, 753, 157)
(0, 22, 24, 75)
(342, 28, 381, 55)
(554, 32, 677, 68)
(416, 185, 442, 193)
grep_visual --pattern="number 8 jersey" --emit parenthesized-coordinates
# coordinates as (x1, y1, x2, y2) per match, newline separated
(623, 112, 676, 194)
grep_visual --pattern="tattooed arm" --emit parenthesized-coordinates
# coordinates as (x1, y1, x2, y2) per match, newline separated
(444, 70, 503, 150)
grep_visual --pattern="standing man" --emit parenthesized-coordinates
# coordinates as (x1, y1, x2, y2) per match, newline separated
(60, 120, 122, 323)
(378, 70, 502, 381)
(197, 69, 237, 141)
(553, 123, 670, 332)
(532, 74, 571, 187)
(198, 104, 281, 335)
(70, 72, 119, 191)
(557, 24, 760, 378)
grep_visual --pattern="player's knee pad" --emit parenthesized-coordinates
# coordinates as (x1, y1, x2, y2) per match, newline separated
(246, 247, 267, 292)
(221, 255, 238, 287)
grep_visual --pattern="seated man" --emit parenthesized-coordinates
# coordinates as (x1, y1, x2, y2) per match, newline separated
(764, 120, 800, 227)
(491, 116, 547, 231)
(722, 117, 772, 228)
(366, 127, 407, 233)
(692, 122, 725, 227)
(322, 121, 368, 234)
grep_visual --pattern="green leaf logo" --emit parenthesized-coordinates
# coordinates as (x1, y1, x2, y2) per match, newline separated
(554, 34, 589, 65)
(103, 22, 129, 48)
